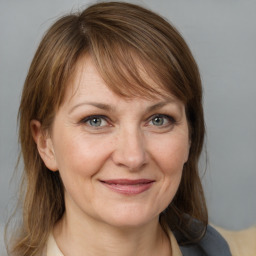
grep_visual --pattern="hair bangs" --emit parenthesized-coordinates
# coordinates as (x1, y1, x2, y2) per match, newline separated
(88, 41, 166, 99)
(78, 3, 194, 103)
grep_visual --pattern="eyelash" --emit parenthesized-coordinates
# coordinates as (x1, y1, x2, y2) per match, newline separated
(79, 114, 177, 129)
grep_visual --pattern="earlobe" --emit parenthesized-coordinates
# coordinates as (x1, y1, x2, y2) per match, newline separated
(30, 120, 58, 171)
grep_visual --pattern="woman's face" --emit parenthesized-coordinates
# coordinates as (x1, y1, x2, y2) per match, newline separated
(41, 57, 190, 228)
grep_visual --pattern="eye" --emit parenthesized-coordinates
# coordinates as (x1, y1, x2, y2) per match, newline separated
(151, 116, 165, 126)
(148, 114, 176, 127)
(81, 115, 109, 127)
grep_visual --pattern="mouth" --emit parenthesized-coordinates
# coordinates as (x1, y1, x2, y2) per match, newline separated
(100, 179, 155, 195)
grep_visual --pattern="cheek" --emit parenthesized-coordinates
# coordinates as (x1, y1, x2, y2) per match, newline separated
(150, 134, 189, 201)
(53, 131, 113, 179)
(152, 134, 190, 173)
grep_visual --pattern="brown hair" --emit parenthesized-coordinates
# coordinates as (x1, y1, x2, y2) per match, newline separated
(8, 2, 207, 255)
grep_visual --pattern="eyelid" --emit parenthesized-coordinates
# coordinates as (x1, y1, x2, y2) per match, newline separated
(149, 114, 176, 122)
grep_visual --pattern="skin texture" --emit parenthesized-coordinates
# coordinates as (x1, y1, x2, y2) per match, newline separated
(31, 56, 190, 256)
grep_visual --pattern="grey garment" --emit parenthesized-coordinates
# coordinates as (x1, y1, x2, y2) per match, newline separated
(179, 225, 232, 256)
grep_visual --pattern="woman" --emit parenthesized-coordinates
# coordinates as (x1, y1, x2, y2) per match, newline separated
(7, 2, 232, 255)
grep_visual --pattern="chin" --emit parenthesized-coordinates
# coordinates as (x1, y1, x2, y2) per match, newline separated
(98, 207, 159, 229)
(104, 217, 154, 229)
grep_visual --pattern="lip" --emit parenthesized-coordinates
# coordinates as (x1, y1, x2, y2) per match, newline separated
(100, 179, 155, 195)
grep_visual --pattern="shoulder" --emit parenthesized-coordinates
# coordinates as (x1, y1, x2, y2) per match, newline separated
(176, 225, 232, 256)
(215, 226, 256, 256)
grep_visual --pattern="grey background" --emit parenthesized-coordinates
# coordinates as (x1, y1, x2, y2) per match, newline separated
(1, 0, 256, 253)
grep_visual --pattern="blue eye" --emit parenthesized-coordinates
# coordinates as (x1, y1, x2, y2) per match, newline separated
(89, 117, 103, 127)
(149, 114, 175, 127)
(81, 116, 108, 127)
(152, 116, 165, 126)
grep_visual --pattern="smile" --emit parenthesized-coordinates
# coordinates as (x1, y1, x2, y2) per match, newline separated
(100, 179, 155, 195)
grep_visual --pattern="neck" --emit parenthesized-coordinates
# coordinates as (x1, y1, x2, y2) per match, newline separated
(54, 212, 171, 256)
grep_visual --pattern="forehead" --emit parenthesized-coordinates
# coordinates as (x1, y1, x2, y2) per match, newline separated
(64, 55, 178, 104)
(60, 56, 185, 116)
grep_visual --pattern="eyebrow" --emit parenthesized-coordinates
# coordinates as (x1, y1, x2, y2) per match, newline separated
(68, 99, 181, 114)
(69, 102, 114, 114)
(146, 101, 177, 112)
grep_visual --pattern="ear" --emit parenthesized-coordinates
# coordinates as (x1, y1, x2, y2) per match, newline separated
(30, 120, 58, 171)
(184, 139, 191, 164)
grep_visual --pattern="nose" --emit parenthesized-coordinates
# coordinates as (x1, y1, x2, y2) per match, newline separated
(112, 126, 148, 171)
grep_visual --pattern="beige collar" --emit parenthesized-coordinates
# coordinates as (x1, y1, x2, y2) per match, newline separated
(167, 229, 183, 256)
(47, 233, 64, 256)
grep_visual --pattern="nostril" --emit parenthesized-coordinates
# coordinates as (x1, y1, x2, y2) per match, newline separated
(112, 145, 147, 170)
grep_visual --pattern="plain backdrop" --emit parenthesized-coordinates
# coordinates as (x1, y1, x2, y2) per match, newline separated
(1, 0, 256, 253)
